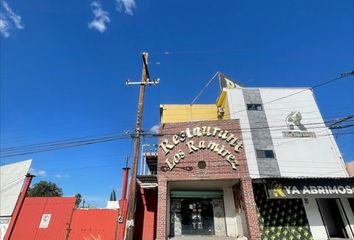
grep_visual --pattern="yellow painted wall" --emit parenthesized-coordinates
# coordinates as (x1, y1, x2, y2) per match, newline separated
(216, 91, 231, 119)
(160, 91, 231, 123)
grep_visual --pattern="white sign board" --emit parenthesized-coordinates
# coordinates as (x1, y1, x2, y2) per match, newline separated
(0, 217, 10, 240)
(0, 160, 32, 216)
(39, 214, 51, 229)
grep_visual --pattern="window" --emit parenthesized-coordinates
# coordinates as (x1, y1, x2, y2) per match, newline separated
(317, 199, 349, 239)
(247, 104, 263, 111)
(256, 150, 275, 158)
(348, 198, 354, 213)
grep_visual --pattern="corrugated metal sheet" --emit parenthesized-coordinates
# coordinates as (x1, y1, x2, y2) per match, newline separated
(68, 209, 118, 240)
(11, 197, 76, 240)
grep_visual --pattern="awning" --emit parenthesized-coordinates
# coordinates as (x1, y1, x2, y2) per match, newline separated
(170, 190, 223, 199)
(137, 175, 158, 189)
(264, 177, 354, 199)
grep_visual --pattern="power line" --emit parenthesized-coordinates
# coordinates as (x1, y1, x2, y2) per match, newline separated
(1, 116, 352, 157)
(0, 134, 130, 158)
(1, 71, 352, 158)
(147, 116, 354, 135)
(191, 72, 219, 104)
(189, 70, 353, 120)
(1, 128, 352, 158)
(0, 120, 334, 153)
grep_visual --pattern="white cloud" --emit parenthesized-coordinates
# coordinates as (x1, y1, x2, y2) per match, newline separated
(150, 124, 160, 134)
(2, 0, 23, 29)
(0, 15, 10, 37)
(55, 174, 69, 179)
(88, 1, 110, 33)
(115, 0, 136, 15)
(0, 0, 24, 38)
(29, 168, 46, 177)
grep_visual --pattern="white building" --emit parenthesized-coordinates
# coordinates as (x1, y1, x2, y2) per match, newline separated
(223, 84, 354, 240)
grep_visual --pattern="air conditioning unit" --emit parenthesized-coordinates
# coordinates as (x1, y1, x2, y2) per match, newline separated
(217, 107, 225, 117)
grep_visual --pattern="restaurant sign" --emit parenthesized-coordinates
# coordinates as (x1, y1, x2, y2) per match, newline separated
(266, 178, 354, 199)
(159, 126, 243, 171)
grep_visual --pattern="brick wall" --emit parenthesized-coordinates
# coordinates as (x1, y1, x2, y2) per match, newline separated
(156, 120, 260, 240)
(241, 178, 261, 240)
(158, 120, 249, 179)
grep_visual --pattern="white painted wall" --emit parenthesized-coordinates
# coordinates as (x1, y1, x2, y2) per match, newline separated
(259, 88, 348, 177)
(227, 89, 260, 178)
(106, 201, 119, 209)
(213, 199, 226, 236)
(223, 187, 238, 237)
(235, 210, 249, 238)
(226, 88, 348, 178)
(227, 87, 351, 239)
(302, 198, 328, 240)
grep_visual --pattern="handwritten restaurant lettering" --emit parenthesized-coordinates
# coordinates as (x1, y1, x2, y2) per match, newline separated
(159, 126, 243, 170)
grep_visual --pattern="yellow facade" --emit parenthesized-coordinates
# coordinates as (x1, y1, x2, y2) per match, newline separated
(160, 91, 230, 124)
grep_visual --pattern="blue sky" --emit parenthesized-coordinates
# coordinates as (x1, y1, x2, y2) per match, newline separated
(1, 0, 353, 207)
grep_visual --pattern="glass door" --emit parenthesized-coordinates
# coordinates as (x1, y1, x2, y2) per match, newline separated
(317, 198, 349, 238)
(180, 198, 215, 235)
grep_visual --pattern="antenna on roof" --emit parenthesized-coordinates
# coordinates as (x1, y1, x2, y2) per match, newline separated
(125, 155, 129, 168)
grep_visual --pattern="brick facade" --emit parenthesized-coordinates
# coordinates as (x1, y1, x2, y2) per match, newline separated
(156, 119, 260, 240)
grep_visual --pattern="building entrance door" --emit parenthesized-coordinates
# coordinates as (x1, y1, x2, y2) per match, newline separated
(180, 198, 214, 235)
(317, 198, 350, 238)
(170, 190, 224, 237)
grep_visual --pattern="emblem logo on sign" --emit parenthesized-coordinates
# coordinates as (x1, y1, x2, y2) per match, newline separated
(286, 111, 307, 131)
(271, 181, 286, 198)
(283, 111, 316, 138)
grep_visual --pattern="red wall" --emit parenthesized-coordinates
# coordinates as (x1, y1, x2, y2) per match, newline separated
(134, 187, 157, 240)
(68, 209, 118, 240)
(11, 197, 76, 240)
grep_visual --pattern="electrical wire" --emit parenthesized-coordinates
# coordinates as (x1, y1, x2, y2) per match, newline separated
(1, 116, 353, 157)
(189, 70, 353, 120)
(0, 135, 130, 158)
(1, 72, 352, 158)
(191, 72, 219, 104)
(145, 117, 354, 136)
(1, 129, 352, 158)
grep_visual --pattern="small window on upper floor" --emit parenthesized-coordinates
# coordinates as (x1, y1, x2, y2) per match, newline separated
(247, 104, 263, 111)
(256, 150, 275, 158)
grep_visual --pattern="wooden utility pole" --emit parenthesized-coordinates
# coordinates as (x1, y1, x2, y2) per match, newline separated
(124, 52, 159, 240)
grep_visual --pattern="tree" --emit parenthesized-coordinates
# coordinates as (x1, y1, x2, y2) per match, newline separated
(110, 190, 117, 201)
(27, 181, 63, 197)
(75, 193, 82, 207)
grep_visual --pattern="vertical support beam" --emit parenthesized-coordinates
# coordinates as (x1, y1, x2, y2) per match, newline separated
(116, 167, 130, 240)
(156, 179, 167, 240)
(240, 178, 260, 240)
(125, 52, 149, 240)
(121, 167, 130, 200)
(4, 174, 34, 240)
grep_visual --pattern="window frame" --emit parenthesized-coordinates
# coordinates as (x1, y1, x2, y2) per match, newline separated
(256, 149, 275, 158)
(247, 103, 263, 111)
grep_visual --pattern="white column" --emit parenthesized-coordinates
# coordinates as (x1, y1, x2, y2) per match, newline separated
(339, 198, 354, 238)
(223, 187, 237, 237)
(303, 198, 328, 240)
(213, 199, 226, 236)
